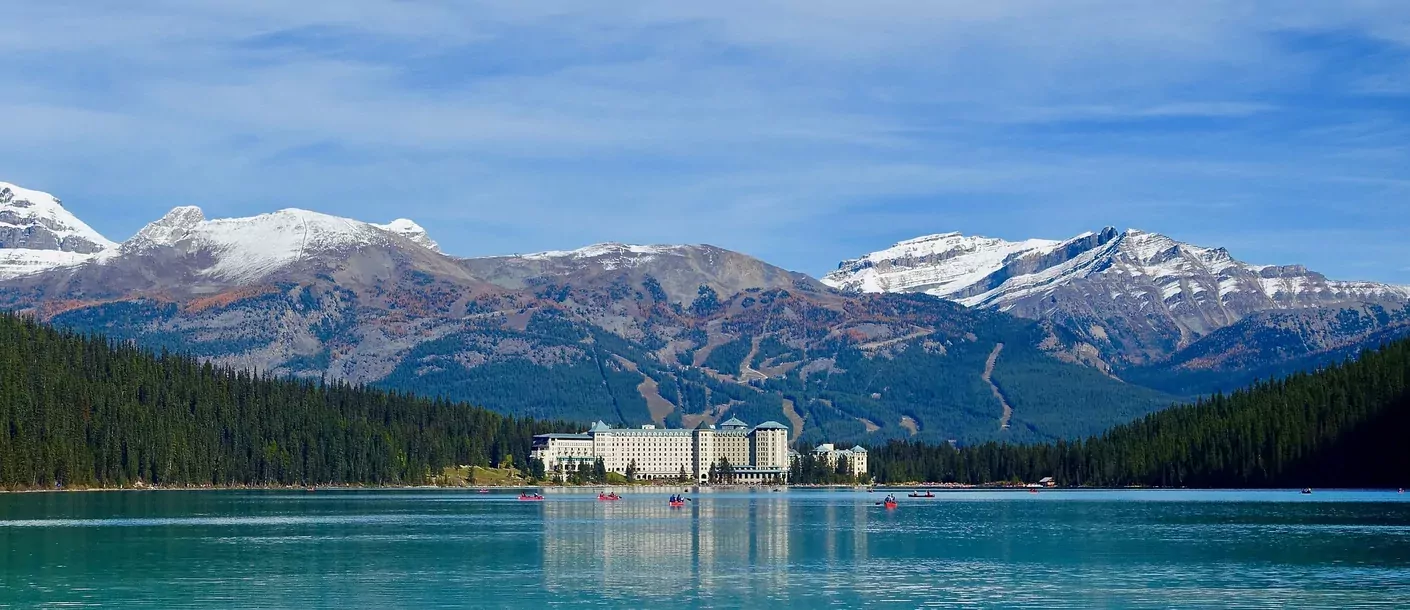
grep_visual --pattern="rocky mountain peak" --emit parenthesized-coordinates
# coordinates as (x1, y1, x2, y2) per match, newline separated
(0, 181, 115, 254)
(826, 226, 1410, 365)
(125, 206, 207, 251)
(0, 181, 117, 281)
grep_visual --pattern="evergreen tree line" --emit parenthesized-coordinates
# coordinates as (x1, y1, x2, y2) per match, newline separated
(553, 457, 611, 485)
(869, 337, 1410, 488)
(0, 313, 574, 489)
(787, 452, 861, 485)
(7, 308, 1407, 491)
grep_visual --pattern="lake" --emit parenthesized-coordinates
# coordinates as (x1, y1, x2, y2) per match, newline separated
(2, 488, 1408, 608)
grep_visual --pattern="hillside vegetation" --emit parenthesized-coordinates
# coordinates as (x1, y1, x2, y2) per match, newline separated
(0, 313, 571, 490)
(872, 337, 1410, 488)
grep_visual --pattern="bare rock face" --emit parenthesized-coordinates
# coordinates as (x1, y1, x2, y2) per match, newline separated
(124, 206, 207, 252)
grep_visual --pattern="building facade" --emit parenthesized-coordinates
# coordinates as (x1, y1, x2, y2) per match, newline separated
(532, 418, 790, 484)
(812, 443, 869, 476)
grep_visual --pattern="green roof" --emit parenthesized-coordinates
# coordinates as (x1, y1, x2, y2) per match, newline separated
(753, 421, 788, 430)
(589, 421, 612, 433)
(719, 417, 748, 428)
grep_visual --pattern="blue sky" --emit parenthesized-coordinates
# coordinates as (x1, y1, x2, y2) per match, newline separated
(3, 2, 1409, 282)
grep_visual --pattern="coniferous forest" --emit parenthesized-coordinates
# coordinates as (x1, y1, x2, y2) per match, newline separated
(4, 310, 1408, 490)
(0, 313, 572, 489)
(869, 336, 1410, 488)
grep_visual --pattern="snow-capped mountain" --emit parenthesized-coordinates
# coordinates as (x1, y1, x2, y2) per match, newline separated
(0, 180, 448, 288)
(120, 206, 443, 283)
(825, 228, 1410, 367)
(822, 231, 1064, 297)
(0, 181, 117, 280)
(826, 228, 1410, 308)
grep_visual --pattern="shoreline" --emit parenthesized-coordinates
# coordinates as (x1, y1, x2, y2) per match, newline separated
(4, 483, 1396, 494)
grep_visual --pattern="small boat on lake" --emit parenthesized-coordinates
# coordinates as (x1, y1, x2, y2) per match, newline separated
(1301, 488, 1313, 495)
(598, 493, 622, 501)
(908, 491, 935, 498)
(518, 493, 544, 501)
(477, 488, 490, 494)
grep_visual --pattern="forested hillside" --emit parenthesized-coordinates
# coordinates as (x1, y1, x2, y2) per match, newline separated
(871, 337, 1410, 488)
(0, 313, 571, 490)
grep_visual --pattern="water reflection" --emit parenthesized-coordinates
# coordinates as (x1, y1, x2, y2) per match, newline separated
(540, 492, 812, 602)
(1, 489, 1407, 608)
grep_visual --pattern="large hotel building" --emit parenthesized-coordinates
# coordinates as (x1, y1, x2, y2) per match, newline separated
(532, 417, 795, 484)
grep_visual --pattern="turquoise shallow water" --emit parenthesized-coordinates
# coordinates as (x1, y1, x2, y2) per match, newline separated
(2, 488, 1408, 608)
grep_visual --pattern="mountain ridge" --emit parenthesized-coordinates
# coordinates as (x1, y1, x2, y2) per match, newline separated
(1, 178, 1402, 442)
(824, 227, 1410, 381)
(0, 179, 1178, 446)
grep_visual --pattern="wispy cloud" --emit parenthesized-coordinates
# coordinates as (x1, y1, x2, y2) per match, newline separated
(1, 1, 1408, 284)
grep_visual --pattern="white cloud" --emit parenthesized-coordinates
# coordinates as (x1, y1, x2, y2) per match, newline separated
(2, 1, 1409, 281)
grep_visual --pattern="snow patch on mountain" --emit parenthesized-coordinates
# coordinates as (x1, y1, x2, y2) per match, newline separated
(185, 209, 385, 282)
(517, 242, 689, 270)
(373, 218, 440, 252)
(0, 181, 115, 251)
(823, 232, 1062, 295)
(0, 249, 96, 281)
(826, 228, 1410, 311)
(1, 180, 447, 284)
(120, 206, 441, 282)
(0, 181, 117, 280)
(125, 206, 207, 252)
(524, 242, 686, 260)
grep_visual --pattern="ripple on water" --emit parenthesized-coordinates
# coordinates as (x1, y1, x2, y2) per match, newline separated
(1, 490, 1409, 608)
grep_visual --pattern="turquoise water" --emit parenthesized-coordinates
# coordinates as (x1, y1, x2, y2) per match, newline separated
(2, 489, 1408, 608)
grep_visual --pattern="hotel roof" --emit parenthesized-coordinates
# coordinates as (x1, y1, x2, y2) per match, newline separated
(752, 421, 788, 430)
(719, 417, 748, 428)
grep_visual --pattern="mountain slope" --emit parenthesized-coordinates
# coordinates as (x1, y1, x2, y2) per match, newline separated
(0, 181, 116, 280)
(0, 311, 569, 489)
(462, 242, 821, 303)
(825, 228, 1410, 390)
(871, 334, 1410, 488)
(0, 180, 1180, 446)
